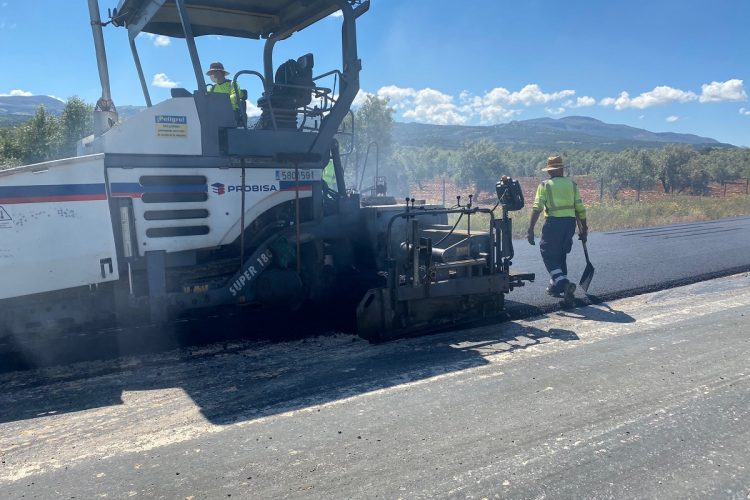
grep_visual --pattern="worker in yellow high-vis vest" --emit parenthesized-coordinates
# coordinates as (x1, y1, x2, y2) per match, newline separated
(527, 155, 588, 305)
(206, 61, 241, 111)
(322, 160, 337, 192)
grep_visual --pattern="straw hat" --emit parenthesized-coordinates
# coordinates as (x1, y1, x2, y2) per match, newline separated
(206, 61, 230, 76)
(542, 155, 564, 172)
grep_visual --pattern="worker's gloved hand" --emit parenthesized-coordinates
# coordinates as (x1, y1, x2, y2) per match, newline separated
(527, 228, 535, 245)
(578, 231, 588, 243)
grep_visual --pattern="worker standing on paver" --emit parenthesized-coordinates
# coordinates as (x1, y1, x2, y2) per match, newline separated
(206, 62, 241, 111)
(322, 159, 337, 191)
(527, 155, 588, 305)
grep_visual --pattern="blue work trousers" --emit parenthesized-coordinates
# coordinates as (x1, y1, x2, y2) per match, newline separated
(539, 216, 577, 293)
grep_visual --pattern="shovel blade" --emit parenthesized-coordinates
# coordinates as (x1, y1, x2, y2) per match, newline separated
(579, 263, 595, 293)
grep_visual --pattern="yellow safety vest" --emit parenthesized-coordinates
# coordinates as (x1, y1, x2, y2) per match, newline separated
(322, 160, 337, 191)
(532, 176, 586, 219)
(209, 81, 241, 111)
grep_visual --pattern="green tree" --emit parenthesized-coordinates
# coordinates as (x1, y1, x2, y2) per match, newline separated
(0, 97, 96, 167)
(0, 128, 18, 170)
(393, 146, 434, 190)
(622, 149, 656, 200)
(684, 155, 711, 195)
(14, 105, 59, 165)
(739, 149, 750, 179)
(56, 97, 93, 159)
(455, 139, 502, 199)
(656, 144, 697, 193)
(345, 95, 395, 192)
(589, 151, 619, 200)
(602, 152, 629, 200)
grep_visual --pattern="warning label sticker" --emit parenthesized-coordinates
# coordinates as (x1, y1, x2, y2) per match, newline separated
(155, 115, 188, 138)
(0, 206, 11, 229)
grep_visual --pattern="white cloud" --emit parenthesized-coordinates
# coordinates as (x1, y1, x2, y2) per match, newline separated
(699, 79, 746, 103)
(482, 84, 574, 107)
(354, 81, 750, 125)
(600, 80, 747, 110)
(154, 35, 171, 47)
(332, 89, 373, 109)
(328, 10, 343, 18)
(455, 91, 519, 122)
(0, 89, 33, 96)
(374, 85, 466, 125)
(573, 96, 596, 107)
(352, 89, 374, 108)
(0, 91, 64, 102)
(376, 85, 416, 110)
(476, 104, 522, 123)
(246, 101, 262, 118)
(600, 86, 697, 110)
(665, 115, 679, 123)
(469, 84, 572, 123)
(364, 83, 577, 125)
(563, 97, 590, 108)
(401, 88, 467, 125)
(479, 105, 523, 125)
(366, 85, 467, 125)
(152, 73, 179, 88)
(138, 32, 171, 47)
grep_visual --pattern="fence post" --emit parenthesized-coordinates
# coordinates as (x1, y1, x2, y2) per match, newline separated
(599, 177, 604, 201)
(746, 177, 749, 195)
(723, 182, 727, 197)
(442, 177, 446, 207)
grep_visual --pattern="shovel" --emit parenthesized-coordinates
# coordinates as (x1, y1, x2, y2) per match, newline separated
(579, 239, 595, 293)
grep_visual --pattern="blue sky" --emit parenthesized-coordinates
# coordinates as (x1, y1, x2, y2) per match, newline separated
(1, 0, 748, 145)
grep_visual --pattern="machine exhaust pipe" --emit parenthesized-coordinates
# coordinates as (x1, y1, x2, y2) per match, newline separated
(88, 0, 118, 136)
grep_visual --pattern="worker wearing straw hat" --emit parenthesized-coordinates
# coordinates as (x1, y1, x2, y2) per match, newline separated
(206, 61, 241, 111)
(527, 155, 588, 305)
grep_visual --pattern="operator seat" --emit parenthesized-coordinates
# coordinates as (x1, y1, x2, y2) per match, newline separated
(256, 53, 314, 129)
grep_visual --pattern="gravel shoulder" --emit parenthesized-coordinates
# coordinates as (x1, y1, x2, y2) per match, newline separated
(1, 273, 749, 498)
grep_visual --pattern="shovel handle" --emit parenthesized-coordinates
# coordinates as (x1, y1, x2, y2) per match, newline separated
(581, 239, 590, 263)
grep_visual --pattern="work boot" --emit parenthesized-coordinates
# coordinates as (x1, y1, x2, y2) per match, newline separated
(546, 285, 561, 297)
(563, 282, 576, 307)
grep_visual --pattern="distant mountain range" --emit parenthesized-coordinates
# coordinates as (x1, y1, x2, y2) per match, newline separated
(1, 96, 734, 150)
(393, 116, 733, 150)
(0, 95, 66, 126)
(0, 95, 145, 127)
(0, 95, 66, 116)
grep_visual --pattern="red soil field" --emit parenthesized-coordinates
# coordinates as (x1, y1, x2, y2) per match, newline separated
(408, 176, 749, 206)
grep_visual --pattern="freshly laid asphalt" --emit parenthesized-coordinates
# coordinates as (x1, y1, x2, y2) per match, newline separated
(1, 273, 748, 498)
(507, 215, 750, 313)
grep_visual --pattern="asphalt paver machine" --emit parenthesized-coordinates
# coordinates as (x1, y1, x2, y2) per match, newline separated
(0, 0, 533, 343)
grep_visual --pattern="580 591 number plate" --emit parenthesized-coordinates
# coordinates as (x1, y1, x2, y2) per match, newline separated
(275, 169, 314, 181)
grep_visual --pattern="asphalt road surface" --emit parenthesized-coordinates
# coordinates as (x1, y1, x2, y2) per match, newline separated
(1, 273, 749, 498)
(508, 215, 750, 314)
